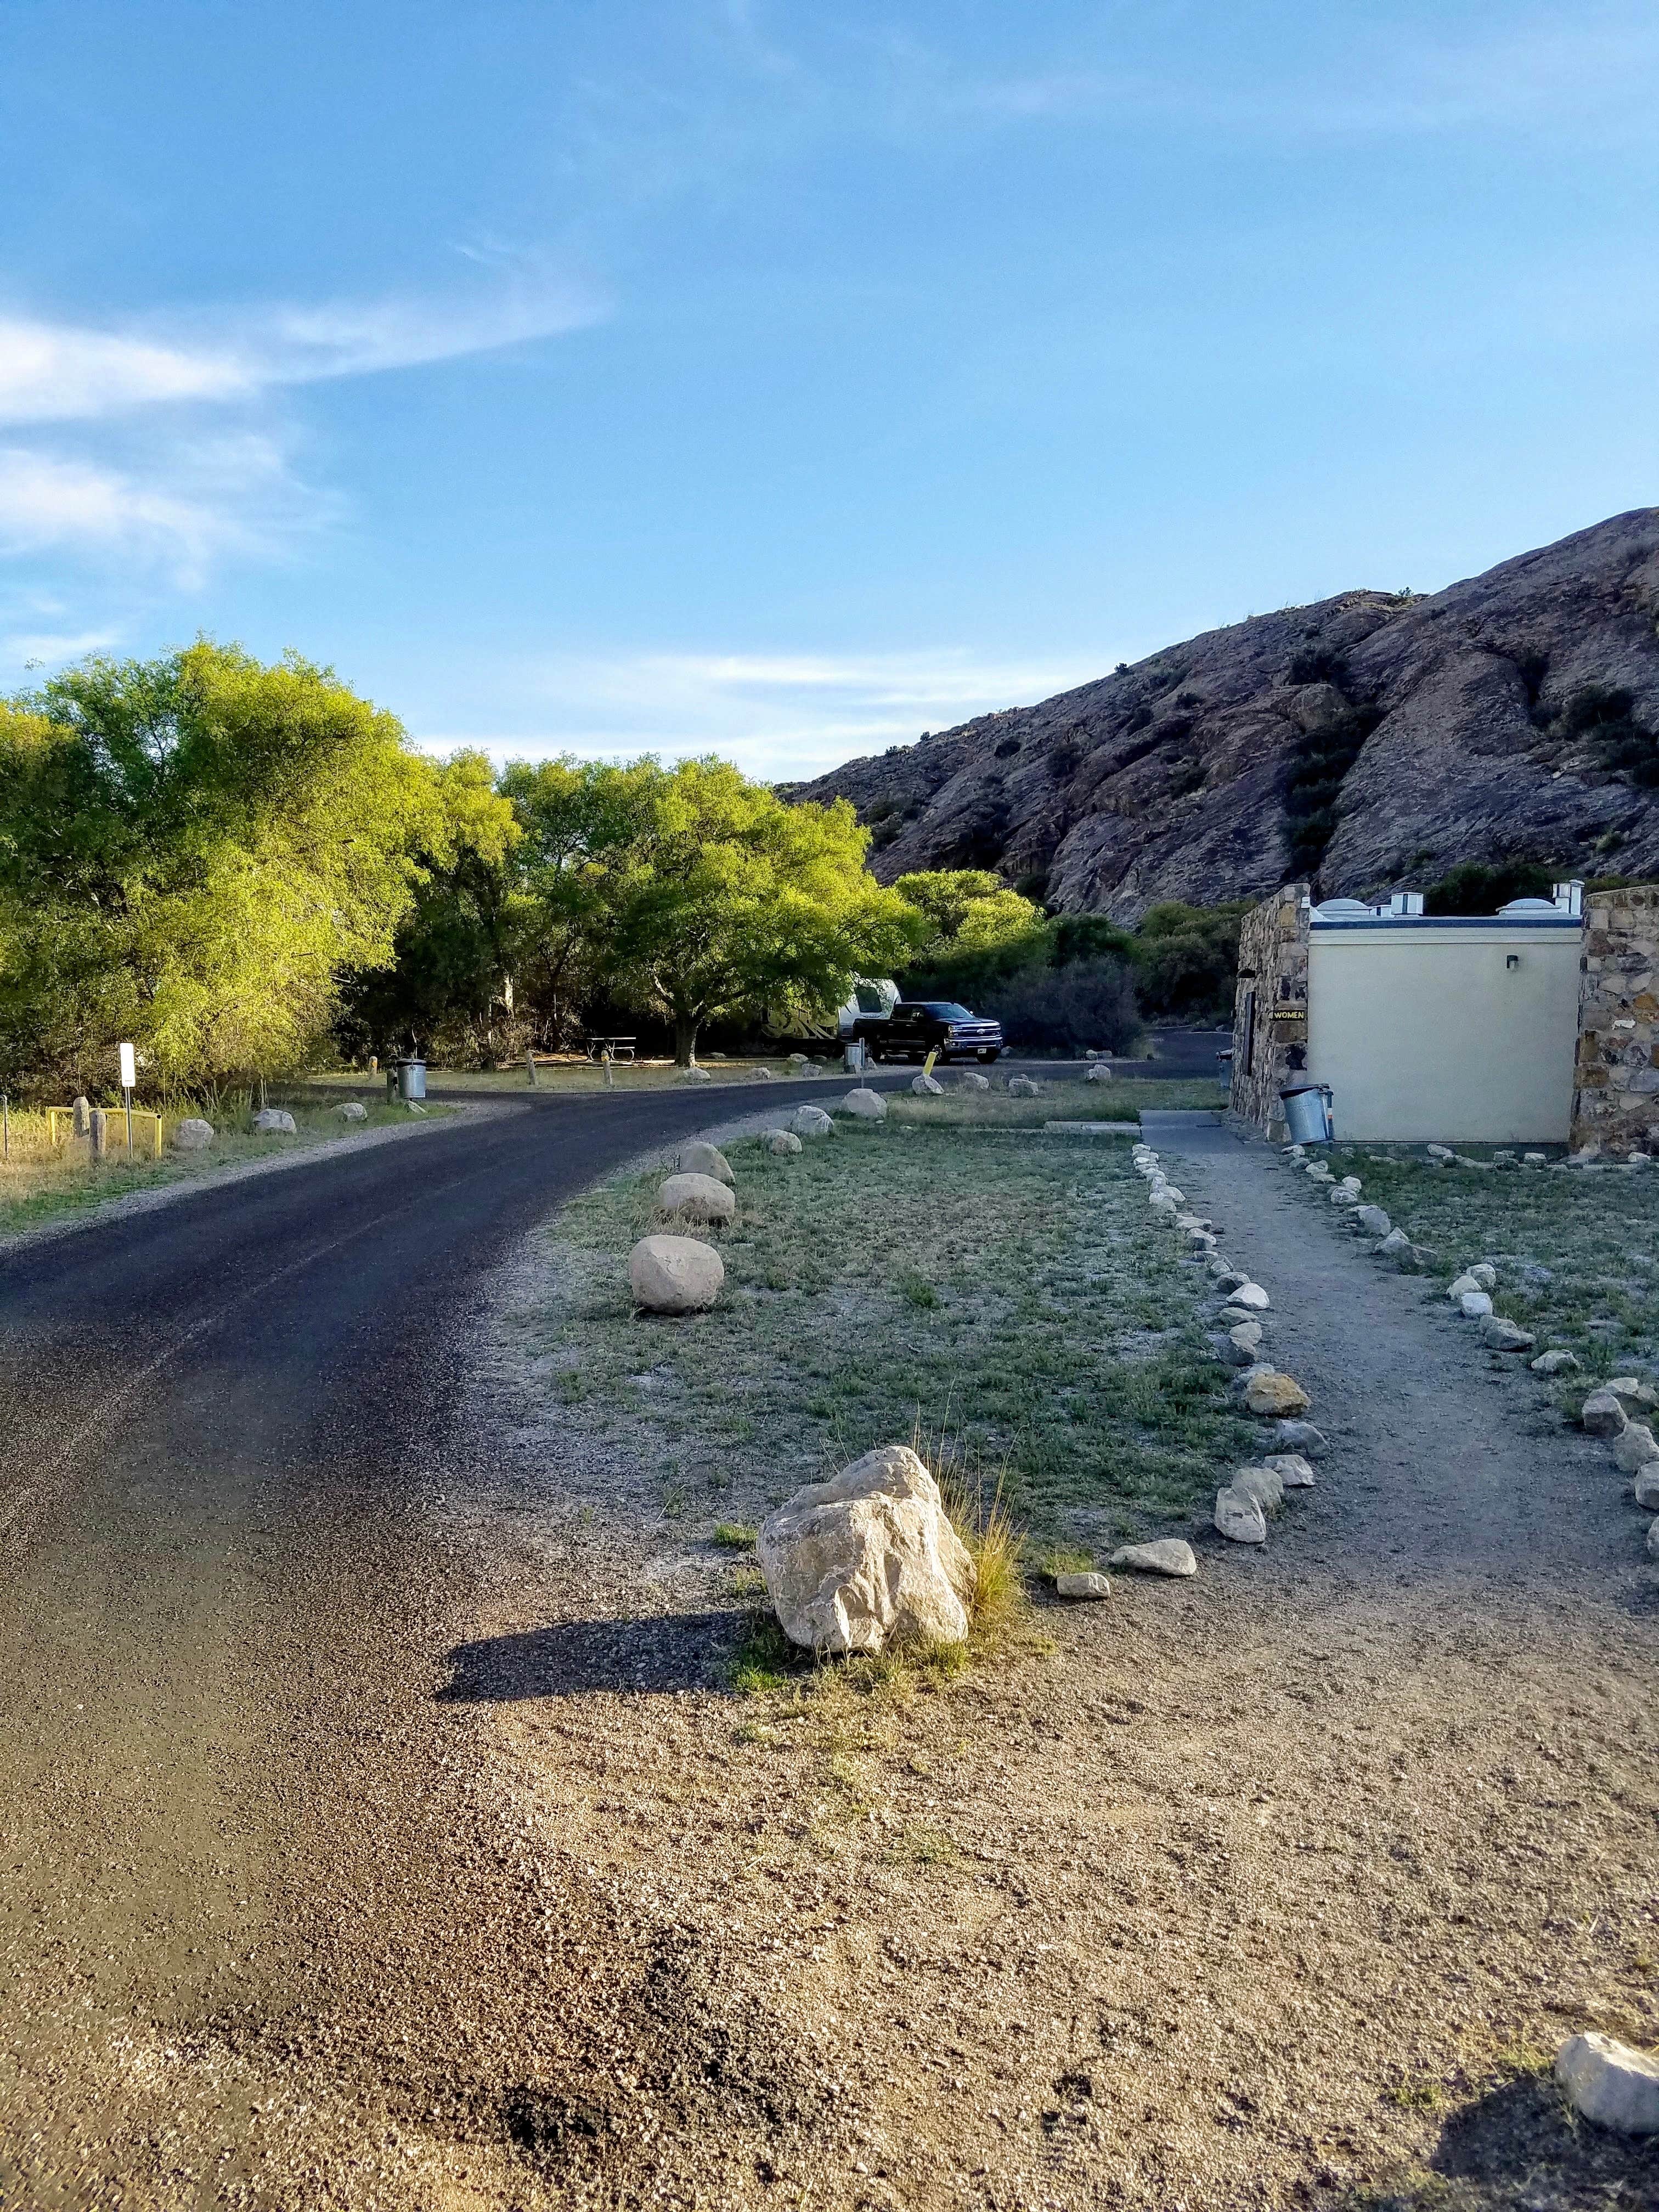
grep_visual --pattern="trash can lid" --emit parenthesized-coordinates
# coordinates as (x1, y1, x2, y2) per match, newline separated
(1278, 1082, 1331, 1099)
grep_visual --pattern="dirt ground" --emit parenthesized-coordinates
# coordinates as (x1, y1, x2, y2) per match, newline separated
(439, 1110, 1659, 2211)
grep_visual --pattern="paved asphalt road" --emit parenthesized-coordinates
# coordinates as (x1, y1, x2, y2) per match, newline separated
(1, 1074, 938, 2197)
(0, 1049, 1222, 2196)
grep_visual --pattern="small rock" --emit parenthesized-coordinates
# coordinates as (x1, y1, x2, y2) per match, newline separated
(1217, 1305, 1262, 1329)
(1234, 1464, 1284, 1512)
(1007, 1076, 1041, 1098)
(629, 1234, 724, 1314)
(1426, 1143, 1453, 1160)
(1328, 1185, 1358, 1207)
(1085, 1063, 1113, 1082)
(337, 1100, 369, 1122)
(1273, 1419, 1329, 1457)
(1612, 1423, 1659, 1473)
(1212, 1268, 1250, 1295)
(750, 1065, 774, 1079)
(657, 1172, 736, 1226)
(1554, 2033, 1659, 2135)
(911, 1073, 944, 1095)
(1338, 1175, 1362, 1193)
(1469, 1263, 1497, 1290)
(678, 1065, 713, 1082)
(1522, 1150, 1547, 1165)
(1229, 1282, 1271, 1311)
(1448, 1273, 1482, 1301)
(1244, 1371, 1311, 1418)
(1354, 1204, 1392, 1237)
(1214, 1486, 1267, 1544)
(1155, 1183, 1187, 1205)
(678, 1140, 734, 1184)
(1606, 1376, 1659, 1414)
(1530, 1348, 1581, 1375)
(839, 1087, 888, 1121)
(1630, 1468, 1659, 1509)
(1108, 1539, 1197, 1577)
(1629, 1152, 1652, 1169)
(787, 1051, 809, 1066)
(790, 1105, 835, 1137)
(1459, 1291, 1494, 1320)
(1261, 1453, 1315, 1488)
(171, 1116, 215, 1150)
(1650, 1517, 1659, 1560)
(1375, 1227, 1412, 1257)
(1149, 1192, 1179, 1215)
(1228, 1321, 1263, 1357)
(957, 1071, 990, 1091)
(1581, 1388, 1629, 1438)
(1054, 1571, 1111, 1600)
(251, 1108, 297, 1135)
(765, 1129, 802, 1156)
(1480, 1315, 1535, 1352)
(406, 1101, 427, 1115)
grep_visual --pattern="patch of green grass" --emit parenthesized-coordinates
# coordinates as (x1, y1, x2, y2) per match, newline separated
(1288, 1143, 1659, 1383)
(523, 1088, 1251, 1544)
(711, 1521, 757, 1549)
(0, 1093, 447, 1243)
(730, 1610, 809, 1696)
(895, 1267, 938, 1309)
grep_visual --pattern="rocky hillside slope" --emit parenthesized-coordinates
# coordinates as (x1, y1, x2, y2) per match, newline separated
(789, 510, 1659, 918)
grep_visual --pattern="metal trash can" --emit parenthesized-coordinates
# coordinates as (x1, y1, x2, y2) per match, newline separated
(843, 1040, 867, 1074)
(395, 1057, 427, 1102)
(1280, 1082, 1334, 1145)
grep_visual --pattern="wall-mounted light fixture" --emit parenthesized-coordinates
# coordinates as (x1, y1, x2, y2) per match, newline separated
(1506, 953, 1521, 970)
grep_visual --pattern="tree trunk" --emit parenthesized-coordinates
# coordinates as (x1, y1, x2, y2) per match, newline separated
(674, 1012, 699, 1068)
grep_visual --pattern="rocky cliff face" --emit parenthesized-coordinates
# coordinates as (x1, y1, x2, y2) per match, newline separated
(788, 510, 1659, 918)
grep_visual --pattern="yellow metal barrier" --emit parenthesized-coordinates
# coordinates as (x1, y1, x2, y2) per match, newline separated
(46, 1105, 163, 1159)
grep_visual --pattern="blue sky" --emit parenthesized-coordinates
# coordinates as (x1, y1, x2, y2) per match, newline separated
(2, 1, 1656, 778)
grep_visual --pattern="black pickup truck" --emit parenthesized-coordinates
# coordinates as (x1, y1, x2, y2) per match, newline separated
(850, 1000, 1004, 1064)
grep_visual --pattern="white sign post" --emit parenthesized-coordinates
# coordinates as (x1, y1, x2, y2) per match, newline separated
(118, 1041, 136, 1154)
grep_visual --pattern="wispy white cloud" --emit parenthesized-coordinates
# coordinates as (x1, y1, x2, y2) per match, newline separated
(0, 624, 119, 675)
(0, 276, 604, 427)
(413, 645, 1114, 781)
(0, 432, 329, 586)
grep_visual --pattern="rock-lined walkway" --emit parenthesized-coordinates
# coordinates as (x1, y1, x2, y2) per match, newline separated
(1143, 1109, 1644, 1586)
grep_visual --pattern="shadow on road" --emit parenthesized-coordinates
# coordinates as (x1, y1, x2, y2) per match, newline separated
(438, 1611, 741, 1701)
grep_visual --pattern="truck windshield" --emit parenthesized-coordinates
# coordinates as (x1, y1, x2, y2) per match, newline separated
(921, 1003, 974, 1021)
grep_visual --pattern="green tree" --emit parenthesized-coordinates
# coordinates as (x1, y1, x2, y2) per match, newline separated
(893, 869, 1045, 959)
(596, 758, 922, 1064)
(336, 751, 521, 1063)
(0, 642, 442, 1092)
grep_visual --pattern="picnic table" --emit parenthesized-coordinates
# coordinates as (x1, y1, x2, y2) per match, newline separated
(583, 1037, 637, 1063)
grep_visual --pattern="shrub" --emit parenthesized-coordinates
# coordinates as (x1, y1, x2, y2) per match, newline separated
(980, 957, 1141, 1054)
(1423, 860, 1554, 916)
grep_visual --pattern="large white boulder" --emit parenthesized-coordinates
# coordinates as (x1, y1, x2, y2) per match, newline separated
(790, 1105, 834, 1137)
(677, 1140, 734, 1184)
(1613, 1423, 1659, 1473)
(1555, 2033, 1659, 2134)
(765, 1128, 802, 1156)
(629, 1233, 724, 1314)
(1007, 1076, 1040, 1097)
(678, 1064, 712, 1082)
(251, 1108, 296, 1135)
(911, 1073, 944, 1095)
(171, 1117, 215, 1151)
(839, 1087, 888, 1121)
(956, 1070, 990, 1091)
(757, 1443, 975, 1655)
(1085, 1063, 1113, 1083)
(657, 1171, 736, 1226)
(337, 1100, 368, 1122)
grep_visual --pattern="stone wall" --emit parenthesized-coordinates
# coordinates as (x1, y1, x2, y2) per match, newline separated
(1229, 884, 1310, 1141)
(1571, 885, 1659, 1155)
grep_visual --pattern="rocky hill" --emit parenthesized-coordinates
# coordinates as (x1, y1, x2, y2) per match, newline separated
(789, 509, 1659, 918)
